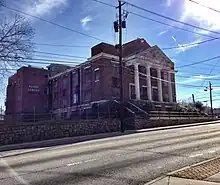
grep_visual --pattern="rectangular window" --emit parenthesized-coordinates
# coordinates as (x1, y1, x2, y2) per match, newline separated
(141, 86, 148, 100)
(163, 93, 169, 102)
(72, 72, 79, 86)
(112, 77, 119, 88)
(130, 84, 136, 100)
(94, 68, 100, 81)
(72, 93, 78, 104)
(84, 90, 91, 102)
(84, 67, 91, 83)
(63, 99, 67, 108)
(152, 88, 159, 101)
(112, 87, 120, 98)
(163, 72, 168, 80)
(138, 65, 146, 74)
(62, 89, 66, 97)
(62, 76, 68, 89)
(112, 64, 119, 75)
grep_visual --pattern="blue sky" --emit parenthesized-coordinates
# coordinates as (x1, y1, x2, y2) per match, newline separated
(2, 0, 220, 108)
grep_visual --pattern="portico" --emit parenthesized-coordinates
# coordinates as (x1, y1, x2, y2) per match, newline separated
(126, 49, 174, 103)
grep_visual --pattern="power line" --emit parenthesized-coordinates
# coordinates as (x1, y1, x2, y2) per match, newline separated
(124, 0, 220, 35)
(189, 0, 220, 14)
(33, 51, 88, 59)
(176, 55, 220, 68)
(176, 74, 220, 80)
(200, 59, 220, 86)
(2, 59, 81, 66)
(177, 64, 220, 71)
(34, 54, 84, 61)
(161, 37, 220, 50)
(128, 12, 217, 39)
(92, 0, 217, 39)
(14, 57, 84, 64)
(33, 43, 91, 48)
(0, 4, 104, 42)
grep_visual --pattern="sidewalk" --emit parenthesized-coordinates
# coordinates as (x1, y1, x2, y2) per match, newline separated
(146, 156, 220, 185)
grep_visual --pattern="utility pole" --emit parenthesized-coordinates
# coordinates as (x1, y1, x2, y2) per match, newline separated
(115, 0, 126, 132)
(204, 82, 213, 117)
(192, 94, 195, 104)
(118, 0, 124, 132)
(34, 105, 36, 122)
(209, 81, 213, 117)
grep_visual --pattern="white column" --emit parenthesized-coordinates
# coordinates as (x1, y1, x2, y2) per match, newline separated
(168, 72, 173, 103)
(134, 63, 140, 100)
(146, 66, 152, 101)
(157, 68, 163, 102)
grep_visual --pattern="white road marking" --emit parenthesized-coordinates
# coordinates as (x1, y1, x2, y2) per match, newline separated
(189, 153, 203, 158)
(115, 153, 122, 156)
(209, 150, 216, 154)
(67, 158, 97, 167)
(0, 158, 29, 185)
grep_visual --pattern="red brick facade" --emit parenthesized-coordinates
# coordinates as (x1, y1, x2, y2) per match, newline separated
(5, 66, 48, 122)
(5, 38, 177, 122)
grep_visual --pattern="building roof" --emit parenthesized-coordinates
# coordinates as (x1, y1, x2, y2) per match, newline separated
(91, 38, 151, 57)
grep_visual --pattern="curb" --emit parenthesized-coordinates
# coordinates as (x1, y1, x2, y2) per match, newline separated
(0, 120, 219, 153)
(146, 155, 220, 185)
(168, 155, 220, 176)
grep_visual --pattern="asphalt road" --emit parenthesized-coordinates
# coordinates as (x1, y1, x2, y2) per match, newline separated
(1, 122, 220, 185)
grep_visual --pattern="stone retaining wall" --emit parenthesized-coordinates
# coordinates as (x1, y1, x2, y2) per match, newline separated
(134, 117, 213, 130)
(0, 119, 120, 145)
(0, 118, 215, 146)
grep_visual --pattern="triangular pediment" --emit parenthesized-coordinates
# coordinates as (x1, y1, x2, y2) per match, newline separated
(137, 45, 174, 68)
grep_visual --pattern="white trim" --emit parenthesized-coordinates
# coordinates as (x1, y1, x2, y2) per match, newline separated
(94, 68, 99, 71)
(142, 85, 147, 88)
(129, 83, 135, 100)
(111, 60, 119, 64)
(94, 80, 100, 82)
(49, 61, 91, 80)
(84, 65, 91, 69)
(88, 52, 119, 61)
(165, 105, 172, 108)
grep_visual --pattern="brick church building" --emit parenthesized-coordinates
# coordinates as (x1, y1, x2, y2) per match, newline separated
(5, 38, 176, 122)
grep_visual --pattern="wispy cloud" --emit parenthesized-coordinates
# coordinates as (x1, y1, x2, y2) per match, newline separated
(180, 75, 219, 84)
(80, 16, 93, 30)
(181, 0, 220, 34)
(24, 0, 67, 17)
(172, 36, 176, 42)
(175, 39, 201, 53)
(158, 30, 167, 36)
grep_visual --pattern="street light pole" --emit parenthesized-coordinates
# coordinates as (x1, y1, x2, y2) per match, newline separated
(209, 81, 213, 117)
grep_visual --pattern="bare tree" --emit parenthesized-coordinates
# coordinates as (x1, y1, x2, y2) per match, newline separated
(0, 12, 34, 83)
(0, 3, 35, 101)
